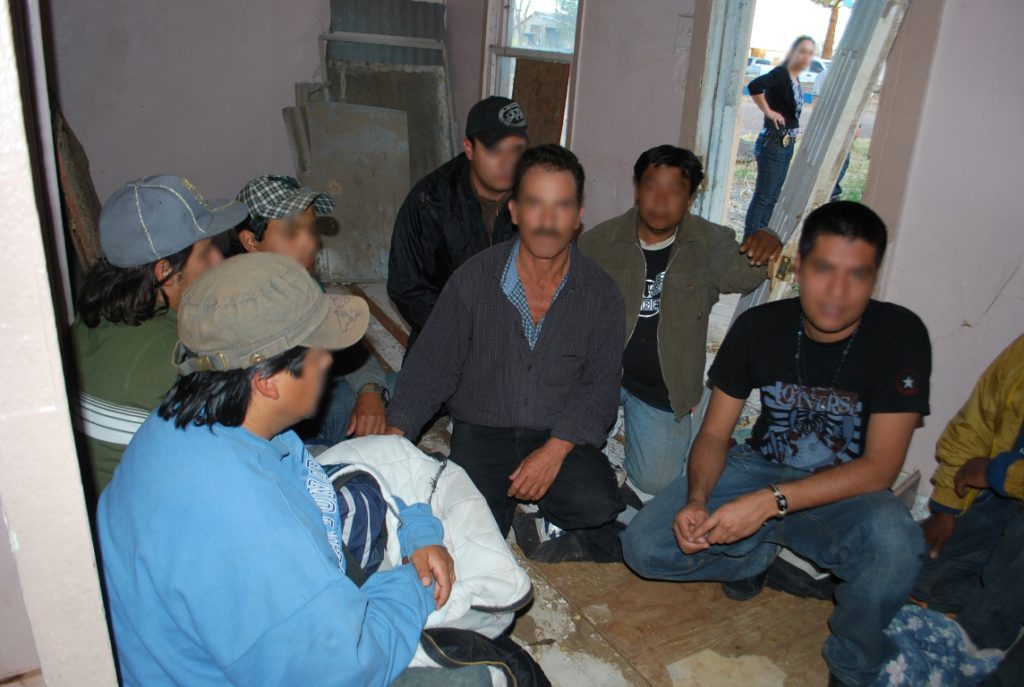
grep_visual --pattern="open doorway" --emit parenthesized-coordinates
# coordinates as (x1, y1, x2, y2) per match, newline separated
(729, 0, 881, 230)
(691, 0, 907, 436)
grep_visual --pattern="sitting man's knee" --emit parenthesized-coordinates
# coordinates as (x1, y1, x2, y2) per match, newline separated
(629, 468, 675, 497)
(620, 524, 655, 575)
(858, 497, 926, 573)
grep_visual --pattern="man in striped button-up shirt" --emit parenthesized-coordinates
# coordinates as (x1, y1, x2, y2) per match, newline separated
(387, 145, 626, 557)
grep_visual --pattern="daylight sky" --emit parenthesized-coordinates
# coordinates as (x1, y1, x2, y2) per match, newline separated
(750, 0, 853, 54)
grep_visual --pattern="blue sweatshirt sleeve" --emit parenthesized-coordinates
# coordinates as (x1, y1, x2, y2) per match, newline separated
(223, 565, 434, 686)
(394, 497, 446, 558)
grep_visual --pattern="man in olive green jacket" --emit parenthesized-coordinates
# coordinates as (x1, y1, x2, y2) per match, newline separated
(579, 145, 780, 495)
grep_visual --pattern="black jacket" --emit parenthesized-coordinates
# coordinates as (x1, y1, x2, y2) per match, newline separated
(748, 66, 801, 130)
(387, 154, 517, 337)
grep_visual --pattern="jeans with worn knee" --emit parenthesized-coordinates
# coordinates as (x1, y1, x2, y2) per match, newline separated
(620, 387, 693, 496)
(744, 130, 796, 238)
(621, 443, 925, 687)
(914, 492, 1024, 650)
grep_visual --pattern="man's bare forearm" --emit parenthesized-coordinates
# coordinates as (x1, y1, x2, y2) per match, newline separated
(779, 413, 920, 513)
(780, 457, 899, 513)
(686, 431, 730, 505)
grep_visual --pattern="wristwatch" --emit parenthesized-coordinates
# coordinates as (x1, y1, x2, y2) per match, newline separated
(358, 383, 383, 395)
(767, 483, 788, 518)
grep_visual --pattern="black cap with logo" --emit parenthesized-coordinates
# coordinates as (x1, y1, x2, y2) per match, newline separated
(465, 96, 529, 148)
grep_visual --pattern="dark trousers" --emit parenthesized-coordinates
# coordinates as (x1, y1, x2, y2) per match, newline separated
(449, 421, 625, 537)
(743, 129, 796, 237)
(913, 492, 1024, 650)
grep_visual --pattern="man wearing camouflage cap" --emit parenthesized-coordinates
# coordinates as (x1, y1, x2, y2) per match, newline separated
(235, 174, 392, 444)
(71, 175, 248, 495)
(98, 252, 456, 686)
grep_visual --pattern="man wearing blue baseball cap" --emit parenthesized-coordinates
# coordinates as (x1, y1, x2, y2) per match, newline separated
(70, 175, 248, 495)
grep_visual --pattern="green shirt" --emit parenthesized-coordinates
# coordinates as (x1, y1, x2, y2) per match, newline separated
(71, 309, 180, 494)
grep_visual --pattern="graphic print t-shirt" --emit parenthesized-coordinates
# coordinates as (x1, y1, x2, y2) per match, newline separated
(621, 239, 674, 409)
(708, 298, 931, 471)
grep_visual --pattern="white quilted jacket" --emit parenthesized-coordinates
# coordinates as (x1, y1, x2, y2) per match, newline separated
(316, 435, 533, 640)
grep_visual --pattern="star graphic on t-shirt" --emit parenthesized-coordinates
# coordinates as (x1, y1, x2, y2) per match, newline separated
(902, 376, 915, 389)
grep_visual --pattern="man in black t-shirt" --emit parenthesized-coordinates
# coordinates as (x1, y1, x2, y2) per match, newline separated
(622, 202, 931, 687)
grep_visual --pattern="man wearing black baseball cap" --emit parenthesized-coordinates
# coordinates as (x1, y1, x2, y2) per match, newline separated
(388, 96, 529, 349)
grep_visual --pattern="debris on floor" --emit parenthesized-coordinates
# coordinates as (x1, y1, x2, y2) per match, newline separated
(666, 649, 787, 687)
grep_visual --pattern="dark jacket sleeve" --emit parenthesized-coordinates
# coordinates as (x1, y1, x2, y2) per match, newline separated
(748, 67, 786, 96)
(550, 280, 625, 447)
(387, 192, 441, 333)
(387, 272, 472, 438)
(707, 222, 770, 295)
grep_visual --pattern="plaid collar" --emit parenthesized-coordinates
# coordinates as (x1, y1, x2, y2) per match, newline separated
(501, 240, 569, 350)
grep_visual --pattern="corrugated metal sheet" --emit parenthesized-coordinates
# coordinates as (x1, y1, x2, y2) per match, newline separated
(328, 0, 446, 65)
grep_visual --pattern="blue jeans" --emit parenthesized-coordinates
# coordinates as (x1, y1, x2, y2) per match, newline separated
(913, 492, 1024, 650)
(831, 150, 852, 201)
(743, 130, 795, 237)
(621, 444, 925, 686)
(620, 387, 693, 495)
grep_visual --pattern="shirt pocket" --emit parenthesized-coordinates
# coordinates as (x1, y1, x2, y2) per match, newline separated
(666, 268, 716, 322)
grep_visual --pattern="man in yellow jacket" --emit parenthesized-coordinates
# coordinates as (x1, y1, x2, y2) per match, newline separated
(914, 333, 1024, 653)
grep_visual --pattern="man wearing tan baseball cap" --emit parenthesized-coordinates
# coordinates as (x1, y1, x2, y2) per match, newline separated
(97, 253, 456, 686)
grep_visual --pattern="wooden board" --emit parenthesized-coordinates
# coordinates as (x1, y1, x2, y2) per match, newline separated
(512, 59, 571, 145)
(297, 102, 410, 282)
(53, 107, 102, 270)
(528, 561, 832, 687)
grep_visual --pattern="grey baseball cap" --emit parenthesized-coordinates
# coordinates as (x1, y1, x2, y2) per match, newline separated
(99, 175, 249, 268)
(172, 252, 369, 375)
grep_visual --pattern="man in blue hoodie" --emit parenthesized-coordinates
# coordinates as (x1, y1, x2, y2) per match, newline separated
(98, 253, 455, 686)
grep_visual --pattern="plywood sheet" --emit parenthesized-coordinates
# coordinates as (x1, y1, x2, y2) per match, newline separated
(298, 102, 410, 282)
(53, 108, 102, 269)
(512, 59, 571, 145)
(327, 62, 455, 183)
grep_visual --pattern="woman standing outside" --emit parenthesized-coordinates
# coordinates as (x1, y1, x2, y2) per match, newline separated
(743, 36, 816, 237)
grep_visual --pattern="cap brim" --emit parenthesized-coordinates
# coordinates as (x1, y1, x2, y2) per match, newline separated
(303, 295, 370, 351)
(268, 191, 336, 220)
(474, 127, 529, 149)
(205, 198, 251, 233)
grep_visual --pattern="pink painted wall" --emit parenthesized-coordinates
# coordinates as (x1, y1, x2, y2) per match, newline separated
(47, 0, 329, 202)
(570, 0, 696, 228)
(869, 0, 1024, 483)
(445, 0, 487, 139)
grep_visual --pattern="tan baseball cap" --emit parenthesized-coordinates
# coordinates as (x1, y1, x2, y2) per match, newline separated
(173, 252, 369, 375)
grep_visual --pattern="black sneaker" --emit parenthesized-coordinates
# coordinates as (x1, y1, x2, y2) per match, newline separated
(765, 556, 837, 600)
(720, 569, 768, 601)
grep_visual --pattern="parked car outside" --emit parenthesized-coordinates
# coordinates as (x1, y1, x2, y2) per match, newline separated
(746, 56, 772, 77)
(800, 57, 831, 85)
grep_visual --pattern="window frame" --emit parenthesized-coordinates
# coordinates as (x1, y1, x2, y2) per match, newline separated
(481, 0, 583, 145)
